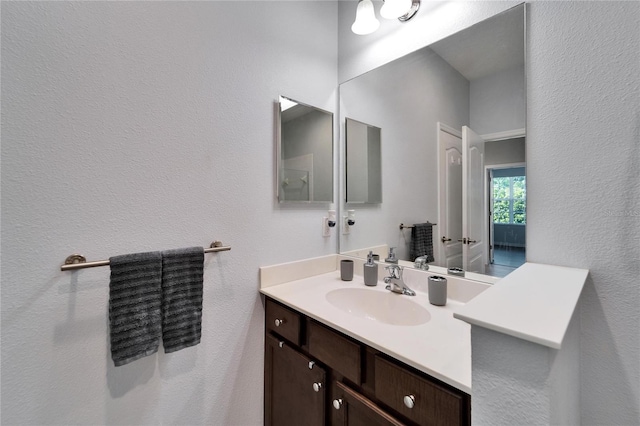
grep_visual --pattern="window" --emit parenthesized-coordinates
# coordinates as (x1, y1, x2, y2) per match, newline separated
(493, 176, 526, 224)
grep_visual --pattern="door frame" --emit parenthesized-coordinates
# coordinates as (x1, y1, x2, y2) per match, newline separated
(484, 162, 526, 264)
(480, 128, 526, 267)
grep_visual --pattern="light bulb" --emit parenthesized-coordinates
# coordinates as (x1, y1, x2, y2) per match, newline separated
(380, 0, 412, 19)
(351, 0, 380, 35)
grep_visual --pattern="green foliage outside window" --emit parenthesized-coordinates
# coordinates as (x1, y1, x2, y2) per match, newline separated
(493, 176, 526, 224)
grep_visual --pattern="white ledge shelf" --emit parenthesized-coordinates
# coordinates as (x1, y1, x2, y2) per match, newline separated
(453, 262, 589, 349)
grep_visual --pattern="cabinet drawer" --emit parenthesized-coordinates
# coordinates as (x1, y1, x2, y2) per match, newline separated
(374, 356, 463, 426)
(308, 320, 361, 385)
(265, 299, 301, 346)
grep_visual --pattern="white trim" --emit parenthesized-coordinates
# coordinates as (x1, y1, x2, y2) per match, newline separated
(481, 128, 526, 142)
(485, 161, 526, 170)
(439, 122, 462, 138)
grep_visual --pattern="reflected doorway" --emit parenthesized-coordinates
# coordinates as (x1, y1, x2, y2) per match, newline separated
(486, 164, 526, 277)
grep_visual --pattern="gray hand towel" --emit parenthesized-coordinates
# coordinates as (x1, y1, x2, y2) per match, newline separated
(410, 223, 435, 262)
(109, 251, 163, 366)
(161, 247, 205, 353)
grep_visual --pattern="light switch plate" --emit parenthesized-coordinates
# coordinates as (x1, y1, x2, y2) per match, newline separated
(322, 217, 331, 237)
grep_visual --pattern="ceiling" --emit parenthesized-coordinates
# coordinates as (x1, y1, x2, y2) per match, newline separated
(429, 6, 525, 81)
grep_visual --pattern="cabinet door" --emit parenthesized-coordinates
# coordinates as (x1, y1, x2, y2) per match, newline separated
(332, 381, 407, 426)
(375, 356, 464, 426)
(265, 334, 325, 426)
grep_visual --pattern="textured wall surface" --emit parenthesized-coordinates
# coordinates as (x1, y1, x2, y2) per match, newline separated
(485, 138, 526, 166)
(527, 2, 640, 424)
(471, 311, 581, 425)
(1, 2, 337, 424)
(470, 65, 526, 135)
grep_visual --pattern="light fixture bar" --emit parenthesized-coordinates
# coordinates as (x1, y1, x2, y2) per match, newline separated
(397, 0, 420, 22)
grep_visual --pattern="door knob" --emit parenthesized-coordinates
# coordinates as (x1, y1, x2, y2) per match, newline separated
(441, 236, 452, 243)
(403, 394, 415, 409)
(274, 318, 285, 327)
(467, 239, 477, 244)
(457, 238, 467, 244)
(333, 398, 343, 410)
(312, 382, 323, 392)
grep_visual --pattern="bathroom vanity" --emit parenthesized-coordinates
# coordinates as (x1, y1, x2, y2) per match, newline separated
(259, 259, 490, 426)
(260, 255, 588, 425)
(264, 296, 470, 425)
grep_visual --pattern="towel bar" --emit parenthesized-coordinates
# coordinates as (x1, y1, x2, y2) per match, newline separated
(61, 241, 231, 271)
(399, 222, 437, 230)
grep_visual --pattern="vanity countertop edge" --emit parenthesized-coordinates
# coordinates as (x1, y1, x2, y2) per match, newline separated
(453, 262, 589, 349)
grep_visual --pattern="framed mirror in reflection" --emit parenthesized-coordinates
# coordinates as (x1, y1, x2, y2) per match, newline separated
(339, 5, 526, 281)
(277, 96, 333, 203)
(345, 118, 382, 204)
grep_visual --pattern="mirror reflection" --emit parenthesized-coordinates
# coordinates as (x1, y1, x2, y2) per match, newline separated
(339, 5, 525, 281)
(278, 96, 333, 203)
(346, 118, 382, 204)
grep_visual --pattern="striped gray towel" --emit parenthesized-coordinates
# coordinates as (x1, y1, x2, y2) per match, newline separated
(161, 247, 205, 353)
(410, 223, 434, 262)
(109, 251, 163, 366)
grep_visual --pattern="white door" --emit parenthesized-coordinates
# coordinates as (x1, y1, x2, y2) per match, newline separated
(462, 126, 486, 273)
(437, 123, 463, 268)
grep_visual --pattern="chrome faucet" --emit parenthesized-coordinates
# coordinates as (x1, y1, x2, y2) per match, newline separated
(414, 256, 430, 271)
(384, 265, 415, 296)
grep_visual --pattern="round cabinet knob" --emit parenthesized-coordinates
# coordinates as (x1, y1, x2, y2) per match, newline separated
(308, 361, 315, 370)
(312, 382, 323, 392)
(403, 395, 415, 409)
(333, 399, 343, 410)
(274, 318, 285, 327)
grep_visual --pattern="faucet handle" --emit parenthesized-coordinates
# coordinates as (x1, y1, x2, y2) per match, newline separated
(385, 264, 402, 279)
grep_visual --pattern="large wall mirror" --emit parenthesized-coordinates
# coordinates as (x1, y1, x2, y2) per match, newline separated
(277, 96, 334, 203)
(339, 4, 525, 282)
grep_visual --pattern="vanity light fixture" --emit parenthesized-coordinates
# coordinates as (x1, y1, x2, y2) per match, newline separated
(351, 0, 380, 35)
(352, 0, 420, 35)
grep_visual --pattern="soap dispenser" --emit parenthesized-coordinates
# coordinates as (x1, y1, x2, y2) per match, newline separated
(364, 251, 378, 286)
(385, 247, 398, 264)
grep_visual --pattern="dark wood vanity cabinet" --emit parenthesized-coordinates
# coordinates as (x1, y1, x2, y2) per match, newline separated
(264, 297, 470, 426)
(265, 333, 326, 426)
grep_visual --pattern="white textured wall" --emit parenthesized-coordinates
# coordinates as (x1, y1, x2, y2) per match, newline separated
(1, 1, 337, 425)
(485, 138, 526, 166)
(527, 2, 640, 424)
(339, 1, 640, 424)
(470, 65, 526, 135)
(471, 311, 581, 425)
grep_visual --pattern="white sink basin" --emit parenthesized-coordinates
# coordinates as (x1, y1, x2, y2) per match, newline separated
(325, 288, 431, 326)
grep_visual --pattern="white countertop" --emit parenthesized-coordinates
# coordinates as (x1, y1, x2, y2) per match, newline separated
(453, 262, 588, 349)
(260, 271, 475, 393)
